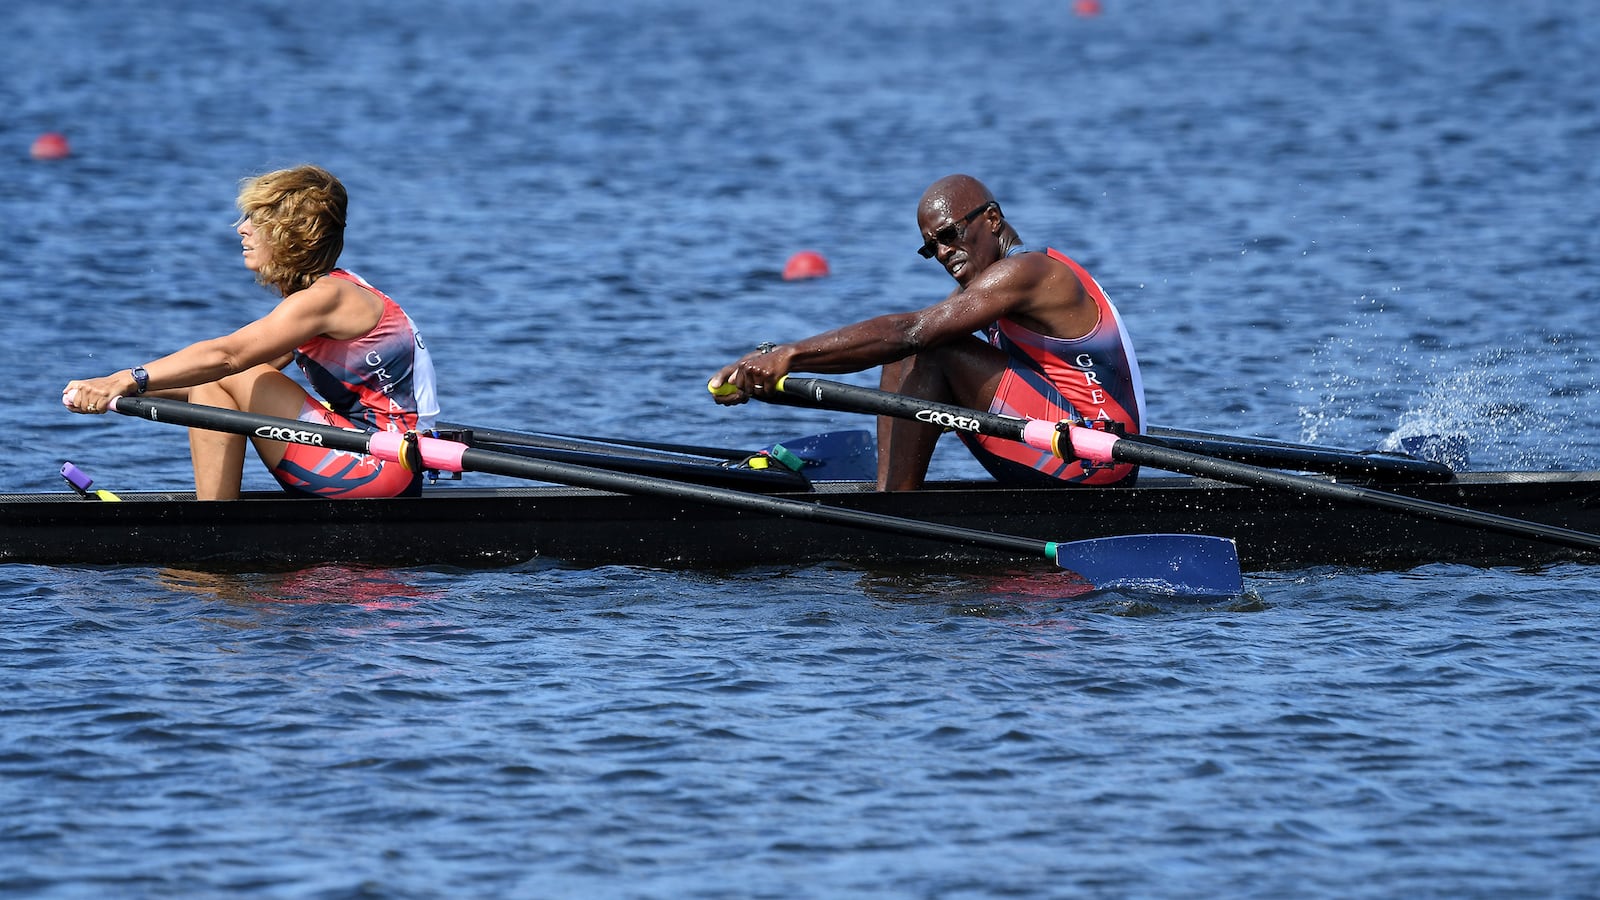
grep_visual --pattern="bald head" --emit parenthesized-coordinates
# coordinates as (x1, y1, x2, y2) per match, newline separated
(917, 174, 996, 224)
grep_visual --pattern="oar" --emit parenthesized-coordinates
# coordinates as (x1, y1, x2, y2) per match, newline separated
(437, 422, 755, 461)
(774, 376, 1600, 554)
(1138, 427, 1456, 483)
(450, 440, 813, 493)
(107, 396, 1243, 596)
(439, 422, 877, 482)
(739, 382, 1449, 482)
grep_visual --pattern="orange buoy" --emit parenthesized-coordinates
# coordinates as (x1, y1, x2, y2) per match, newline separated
(782, 250, 829, 281)
(31, 132, 71, 161)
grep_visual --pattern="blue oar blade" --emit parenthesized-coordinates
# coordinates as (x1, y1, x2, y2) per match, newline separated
(1050, 534, 1243, 597)
(766, 429, 876, 481)
(1397, 433, 1470, 472)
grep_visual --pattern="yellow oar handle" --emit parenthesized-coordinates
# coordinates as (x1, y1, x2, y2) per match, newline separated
(707, 375, 790, 398)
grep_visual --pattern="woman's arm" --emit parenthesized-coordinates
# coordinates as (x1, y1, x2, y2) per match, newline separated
(62, 278, 359, 413)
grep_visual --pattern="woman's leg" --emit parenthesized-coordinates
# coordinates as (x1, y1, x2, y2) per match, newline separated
(187, 366, 311, 500)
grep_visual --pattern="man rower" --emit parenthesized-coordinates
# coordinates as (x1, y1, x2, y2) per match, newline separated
(709, 173, 1144, 490)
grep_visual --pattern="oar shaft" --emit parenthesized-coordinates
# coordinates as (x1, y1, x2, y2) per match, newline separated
(467, 440, 810, 492)
(438, 422, 749, 462)
(103, 399, 803, 491)
(778, 376, 1048, 445)
(109, 396, 1049, 559)
(1089, 435, 1600, 553)
(460, 444, 1051, 556)
(1137, 430, 1454, 482)
(779, 377, 1452, 482)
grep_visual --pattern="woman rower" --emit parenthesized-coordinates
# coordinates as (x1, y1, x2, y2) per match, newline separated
(62, 164, 440, 500)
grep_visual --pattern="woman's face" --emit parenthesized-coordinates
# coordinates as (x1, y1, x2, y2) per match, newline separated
(237, 215, 274, 273)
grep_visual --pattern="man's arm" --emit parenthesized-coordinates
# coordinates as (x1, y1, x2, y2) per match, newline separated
(710, 255, 1065, 401)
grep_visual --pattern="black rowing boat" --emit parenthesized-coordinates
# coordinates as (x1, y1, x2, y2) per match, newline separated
(6, 470, 1596, 571)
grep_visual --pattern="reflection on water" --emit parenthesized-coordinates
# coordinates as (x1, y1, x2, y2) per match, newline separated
(155, 565, 447, 611)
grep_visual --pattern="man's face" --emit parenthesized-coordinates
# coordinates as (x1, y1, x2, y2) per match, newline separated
(917, 200, 996, 286)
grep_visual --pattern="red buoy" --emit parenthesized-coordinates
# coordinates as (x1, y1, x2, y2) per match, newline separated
(31, 132, 71, 161)
(782, 250, 830, 281)
(1074, 0, 1102, 16)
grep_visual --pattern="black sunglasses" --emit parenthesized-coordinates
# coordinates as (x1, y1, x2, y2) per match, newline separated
(917, 202, 995, 258)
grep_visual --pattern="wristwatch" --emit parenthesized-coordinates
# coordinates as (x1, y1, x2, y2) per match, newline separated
(131, 366, 150, 395)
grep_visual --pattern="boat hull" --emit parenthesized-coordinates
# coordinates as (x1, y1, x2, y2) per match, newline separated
(5, 472, 1599, 572)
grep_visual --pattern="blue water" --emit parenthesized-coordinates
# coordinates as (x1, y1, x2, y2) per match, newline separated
(4, 1, 1600, 896)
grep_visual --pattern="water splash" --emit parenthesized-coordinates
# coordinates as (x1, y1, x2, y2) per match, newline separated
(1298, 339, 1598, 471)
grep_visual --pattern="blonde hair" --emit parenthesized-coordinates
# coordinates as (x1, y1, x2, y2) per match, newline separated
(236, 165, 347, 296)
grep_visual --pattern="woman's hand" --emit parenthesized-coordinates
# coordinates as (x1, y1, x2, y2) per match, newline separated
(62, 371, 135, 414)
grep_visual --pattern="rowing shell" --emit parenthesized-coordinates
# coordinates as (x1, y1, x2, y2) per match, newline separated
(6, 471, 1598, 571)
